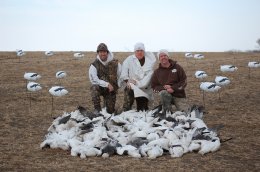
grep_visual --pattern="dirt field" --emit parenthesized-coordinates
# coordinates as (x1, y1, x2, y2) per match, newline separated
(0, 51, 259, 172)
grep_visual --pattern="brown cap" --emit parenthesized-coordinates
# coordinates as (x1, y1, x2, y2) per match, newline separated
(97, 43, 109, 52)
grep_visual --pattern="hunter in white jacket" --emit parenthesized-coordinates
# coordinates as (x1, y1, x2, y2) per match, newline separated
(120, 42, 156, 111)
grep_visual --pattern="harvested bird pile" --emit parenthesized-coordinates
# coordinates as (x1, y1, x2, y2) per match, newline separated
(41, 105, 223, 159)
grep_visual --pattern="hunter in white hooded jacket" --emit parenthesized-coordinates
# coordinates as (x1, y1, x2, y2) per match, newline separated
(120, 51, 156, 100)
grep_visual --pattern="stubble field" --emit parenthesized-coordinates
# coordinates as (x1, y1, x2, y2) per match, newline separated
(0, 51, 259, 172)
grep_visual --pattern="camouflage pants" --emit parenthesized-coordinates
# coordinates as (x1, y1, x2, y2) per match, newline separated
(123, 88, 148, 111)
(90, 85, 116, 114)
(159, 90, 189, 113)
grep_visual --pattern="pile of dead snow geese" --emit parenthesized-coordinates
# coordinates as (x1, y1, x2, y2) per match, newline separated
(40, 105, 223, 159)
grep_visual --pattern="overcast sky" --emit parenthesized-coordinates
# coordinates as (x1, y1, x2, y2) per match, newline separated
(1, 0, 260, 52)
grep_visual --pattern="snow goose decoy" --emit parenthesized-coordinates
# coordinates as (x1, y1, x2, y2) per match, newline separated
(49, 86, 68, 97)
(185, 53, 193, 58)
(215, 76, 230, 86)
(195, 71, 208, 79)
(200, 82, 221, 107)
(49, 86, 68, 116)
(56, 71, 67, 84)
(45, 51, 54, 56)
(56, 71, 67, 79)
(27, 81, 42, 109)
(16, 49, 25, 57)
(17, 50, 25, 63)
(200, 82, 221, 93)
(74, 52, 84, 59)
(194, 54, 204, 59)
(248, 62, 260, 78)
(24, 72, 41, 81)
(220, 65, 238, 72)
(27, 81, 42, 92)
(248, 61, 260, 68)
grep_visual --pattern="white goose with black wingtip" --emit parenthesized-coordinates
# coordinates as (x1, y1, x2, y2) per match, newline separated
(195, 70, 208, 79)
(215, 76, 230, 86)
(220, 65, 238, 72)
(49, 86, 68, 97)
(56, 71, 67, 79)
(24, 72, 41, 81)
(200, 82, 221, 92)
(27, 81, 42, 92)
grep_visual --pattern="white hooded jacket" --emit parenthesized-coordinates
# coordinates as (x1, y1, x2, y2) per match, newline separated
(119, 52, 156, 100)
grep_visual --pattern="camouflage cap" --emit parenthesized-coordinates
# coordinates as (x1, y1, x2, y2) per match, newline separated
(97, 43, 109, 52)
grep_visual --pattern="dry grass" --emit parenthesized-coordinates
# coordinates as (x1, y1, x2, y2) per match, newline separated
(0, 51, 259, 172)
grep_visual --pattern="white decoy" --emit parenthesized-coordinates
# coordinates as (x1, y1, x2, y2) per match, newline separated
(74, 52, 84, 59)
(17, 51, 25, 57)
(45, 51, 54, 56)
(185, 53, 193, 58)
(200, 82, 221, 107)
(195, 71, 208, 79)
(215, 76, 230, 86)
(248, 61, 260, 78)
(49, 86, 68, 116)
(248, 61, 260, 68)
(26, 81, 42, 109)
(200, 82, 221, 92)
(194, 54, 204, 59)
(24, 72, 41, 81)
(220, 65, 238, 72)
(16, 49, 23, 53)
(56, 71, 67, 79)
(49, 86, 68, 97)
(27, 82, 42, 92)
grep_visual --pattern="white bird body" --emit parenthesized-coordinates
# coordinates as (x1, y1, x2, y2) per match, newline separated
(27, 82, 42, 92)
(45, 51, 54, 56)
(116, 145, 141, 158)
(111, 115, 129, 125)
(194, 54, 204, 59)
(220, 65, 238, 72)
(170, 145, 184, 158)
(215, 76, 230, 86)
(41, 109, 222, 159)
(196, 139, 221, 155)
(49, 86, 68, 97)
(117, 136, 129, 145)
(147, 132, 160, 142)
(195, 71, 208, 79)
(131, 129, 147, 138)
(188, 141, 201, 152)
(74, 52, 84, 59)
(248, 61, 260, 68)
(164, 129, 179, 141)
(200, 82, 221, 92)
(185, 52, 193, 58)
(56, 71, 67, 79)
(16, 49, 23, 53)
(139, 144, 150, 157)
(147, 145, 163, 159)
(190, 118, 208, 129)
(80, 146, 102, 158)
(24, 72, 41, 81)
(16, 49, 25, 56)
(147, 138, 169, 151)
(40, 131, 71, 151)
